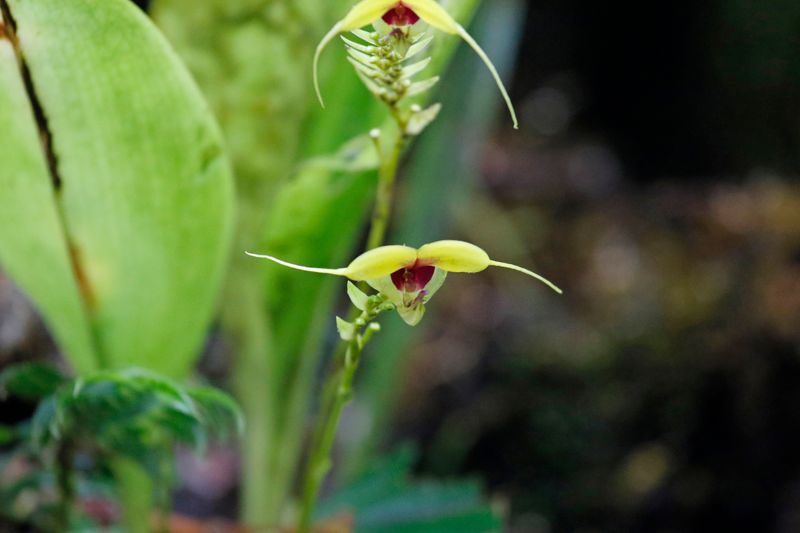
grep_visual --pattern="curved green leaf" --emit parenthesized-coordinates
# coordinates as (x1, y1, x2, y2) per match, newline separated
(3, 0, 234, 376)
(0, 36, 97, 373)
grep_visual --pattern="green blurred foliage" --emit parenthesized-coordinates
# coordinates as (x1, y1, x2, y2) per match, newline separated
(0, 363, 241, 530)
(319, 447, 502, 533)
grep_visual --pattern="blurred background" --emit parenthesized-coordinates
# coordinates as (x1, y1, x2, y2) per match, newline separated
(3, 0, 800, 531)
(382, 1, 800, 532)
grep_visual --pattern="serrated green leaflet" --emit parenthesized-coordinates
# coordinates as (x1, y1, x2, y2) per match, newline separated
(2, 0, 234, 376)
(319, 447, 502, 533)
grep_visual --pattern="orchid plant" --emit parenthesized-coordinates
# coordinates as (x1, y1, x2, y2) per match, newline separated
(247, 1, 556, 530)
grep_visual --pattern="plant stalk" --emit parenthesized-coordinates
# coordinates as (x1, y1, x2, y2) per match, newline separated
(55, 439, 75, 531)
(296, 305, 387, 532)
(366, 120, 408, 252)
(296, 107, 407, 532)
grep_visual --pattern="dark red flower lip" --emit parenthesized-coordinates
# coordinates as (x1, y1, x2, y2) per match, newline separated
(382, 3, 420, 26)
(391, 264, 435, 292)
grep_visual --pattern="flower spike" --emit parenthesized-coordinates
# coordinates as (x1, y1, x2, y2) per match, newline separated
(248, 240, 559, 326)
(313, 0, 519, 128)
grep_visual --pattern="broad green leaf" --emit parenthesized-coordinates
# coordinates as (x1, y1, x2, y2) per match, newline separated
(0, 36, 97, 373)
(5, 0, 234, 376)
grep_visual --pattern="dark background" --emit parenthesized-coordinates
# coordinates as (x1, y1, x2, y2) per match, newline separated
(384, 2, 800, 532)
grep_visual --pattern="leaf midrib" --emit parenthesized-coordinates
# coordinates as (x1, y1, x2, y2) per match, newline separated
(0, 0, 105, 369)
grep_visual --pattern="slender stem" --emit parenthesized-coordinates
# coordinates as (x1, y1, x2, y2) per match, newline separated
(297, 116, 407, 533)
(297, 338, 361, 532)
(112, 457, 153, 533)
(55, 439, 75, 531)
(366, 122, 408, 251)
(153, 442, 174, 533)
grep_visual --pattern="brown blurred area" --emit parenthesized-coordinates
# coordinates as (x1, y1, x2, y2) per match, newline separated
(388, 1, 800, 531)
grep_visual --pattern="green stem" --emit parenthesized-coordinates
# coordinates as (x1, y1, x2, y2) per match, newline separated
(112, 458, 154, 533)
(296, 99, 408, 530)
(297, 308, 386, 533)
(366, 122, 408, 251)
(55, 439, 74, 531)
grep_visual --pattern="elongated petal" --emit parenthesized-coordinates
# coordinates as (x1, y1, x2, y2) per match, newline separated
(489, 260, 563, 294)
(345, 245, 418, 280)
(405, 0, 518, 128)
(314, 0, 397, 107)
(454, 25, 519, 129)
(245, 252, 349, 276)
(417, 240, 491, 273)
(403, 0, 459, 33)
(313, 22, 342, 108)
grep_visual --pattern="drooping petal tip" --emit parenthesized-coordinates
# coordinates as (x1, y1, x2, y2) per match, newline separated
(489, 260, 562, 294)
(245, 251, 349, 277)
(313, 22, 344, 108)
(454, 25, 519, 129)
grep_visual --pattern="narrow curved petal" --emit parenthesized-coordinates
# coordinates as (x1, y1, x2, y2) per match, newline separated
(417, 240, 491, 273)
(313, 22, 343, 108)
(489, 260, 563, 294)
(454, 25, 519, 129)
(314, 0, 397, 107)
(245, 252, 349, 277)
(345, 245, 418, 280)
(403, 0, 459, 33)
(404, 0, 518, 128)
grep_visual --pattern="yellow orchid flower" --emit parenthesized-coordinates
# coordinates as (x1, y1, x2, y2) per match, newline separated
(314, 0, 519, 129)
(247, 240, 560, 325)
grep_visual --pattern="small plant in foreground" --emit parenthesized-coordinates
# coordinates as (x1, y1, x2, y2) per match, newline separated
(0, 363, 242, 531)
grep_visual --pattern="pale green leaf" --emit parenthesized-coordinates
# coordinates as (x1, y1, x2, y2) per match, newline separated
(0, 37, 98, 373)
(6, 0, 235, 376)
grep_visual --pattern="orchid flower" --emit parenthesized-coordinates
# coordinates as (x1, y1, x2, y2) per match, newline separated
(314, 0, 519, 129)
(247, 240, 560, 326)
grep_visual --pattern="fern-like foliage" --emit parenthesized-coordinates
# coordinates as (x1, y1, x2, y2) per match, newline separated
(26, 368, 243, 461)
(0, 363, 243, 528)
